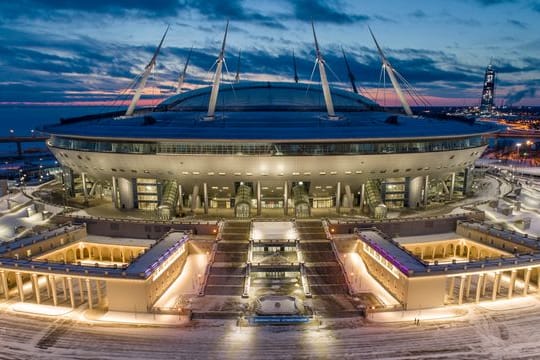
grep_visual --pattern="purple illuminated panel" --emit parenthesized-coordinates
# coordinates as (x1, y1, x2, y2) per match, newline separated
(361, 235, 411, 276)
(142, 234, 189, 278)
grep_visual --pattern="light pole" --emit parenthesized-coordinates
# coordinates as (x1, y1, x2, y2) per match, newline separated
(516, 142, 522, 159)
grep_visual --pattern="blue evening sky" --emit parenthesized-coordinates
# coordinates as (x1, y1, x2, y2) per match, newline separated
(0, 0, 538, 106)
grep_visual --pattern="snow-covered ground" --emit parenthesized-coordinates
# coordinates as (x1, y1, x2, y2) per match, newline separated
(395, 232, 461, 244)
(251, 221, 296, 241)
(2, 296, 540, 359)
(0, 200, 64, 241)
(153, 254, 208, 308)
(342, 252, 400, 307)
(0, 191, 31, 213)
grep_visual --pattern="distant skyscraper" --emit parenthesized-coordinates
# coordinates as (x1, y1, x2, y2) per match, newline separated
(480, 64, 495, 113)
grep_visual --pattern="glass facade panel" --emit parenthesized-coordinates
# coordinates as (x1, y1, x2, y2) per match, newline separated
(50, 135, 488, 156)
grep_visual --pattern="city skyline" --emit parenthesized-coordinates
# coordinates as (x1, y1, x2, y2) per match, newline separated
(0, 0, 539, 107)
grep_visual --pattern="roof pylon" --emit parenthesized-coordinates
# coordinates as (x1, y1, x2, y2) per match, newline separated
(368, 26, 413, 116)
(205, 20, 229, 120)
(126, 25, 169, 116)
(311, 20, 337, 120)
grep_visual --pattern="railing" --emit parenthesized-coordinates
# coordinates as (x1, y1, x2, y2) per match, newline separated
(198, 241, 218, 296)
(329, 238, 354, 296)
(242, 263, 251, 298)
(321, 219, 332, 240)
(300, 263, 312, 298)
(151, 307, 192, 317)
(66, 213, 219, 226)
(326, 211, 485, 228)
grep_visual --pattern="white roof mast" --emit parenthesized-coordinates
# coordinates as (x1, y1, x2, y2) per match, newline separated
(311, 21, 338, 120)
(176, 46, 193, 94)
(368, 26, 413, 116)
(205, 20, 229, 120)
(126, 26, 169, 116)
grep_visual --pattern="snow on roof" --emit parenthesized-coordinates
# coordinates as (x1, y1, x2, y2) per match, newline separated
(43, 81, 500, 142)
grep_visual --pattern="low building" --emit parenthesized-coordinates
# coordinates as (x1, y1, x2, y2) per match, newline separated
(0, 224, 190, 312)
(356, 220, 540, 309)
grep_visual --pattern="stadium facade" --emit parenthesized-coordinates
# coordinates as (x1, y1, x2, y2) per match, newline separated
(43, 24, 499, 219)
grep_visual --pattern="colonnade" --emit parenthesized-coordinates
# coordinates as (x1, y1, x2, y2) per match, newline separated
(408, 240, 507, 262)
(0, 269, 105, 309)
(38, 243, 145, 265)
(447, 267, 537, 305)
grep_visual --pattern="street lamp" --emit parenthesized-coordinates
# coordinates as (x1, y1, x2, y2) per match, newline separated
(516, 143, 522, 158)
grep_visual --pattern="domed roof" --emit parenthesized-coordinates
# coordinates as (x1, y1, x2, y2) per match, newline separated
(157, 81, 379, 112)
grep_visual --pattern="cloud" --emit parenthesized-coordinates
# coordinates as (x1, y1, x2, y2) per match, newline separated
(0, 0, 286, 29)
(409, 10, 427, 18)
(506, 87, 537, 103)
(0, 0, 181, 18)
(508, 19, 528, 28)
(472, 0, 520, 5)
(291, 0, 370, 24)
(180, 0, 286, 29)
(0, 1, 538, 106)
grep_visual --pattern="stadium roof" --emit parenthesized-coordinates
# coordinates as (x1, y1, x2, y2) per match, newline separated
(43, 82, 500, 142)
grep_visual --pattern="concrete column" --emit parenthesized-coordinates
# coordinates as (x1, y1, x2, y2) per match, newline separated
(78, 278, 84, 302)
(203, 182, 208, 214)
(121, 250, 125, 263)
(449, 172, 456, 200)
(407, 176, 423, 208)
(49, 276, 58, 306)
(359, 183, 365, 212)
(99, 248, 103, 261)
(448, 277, 456, 299)
(117, 177, 135, 209)
(67, 277, 75, 308)
(62, 277, 68, 301)
(344, 184, 353, 209)
(81, 172, 89, 199)
(482, 273, 488, 296)
(283, 181, 288, 216)
(420, 248, 425, 260)
(476, 274, 485, 303)
(96, 280, 102, 305)
(45, 275, 52, 299)
(86, 279, 93, 310)
(31, 274, 41, 304)
(177, 184, 183, 210)
(523, 268, 532, 295)
(497, 271, 503, 293)
(508, 270, 517, 299)
(0, 271, 8, 300)
(191, 185, 199, 212)
(431, 247, 436, 260)
(492, 272, 501, 301)
(458, 276, 466, 305)
(256, 181, 261, 216)
(465, 275, 472, 298)
(423, 175, 429, 207)
(336, 181, 341, 214)
(111, 176, 118, 208)
(16, 272, 24, 302)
